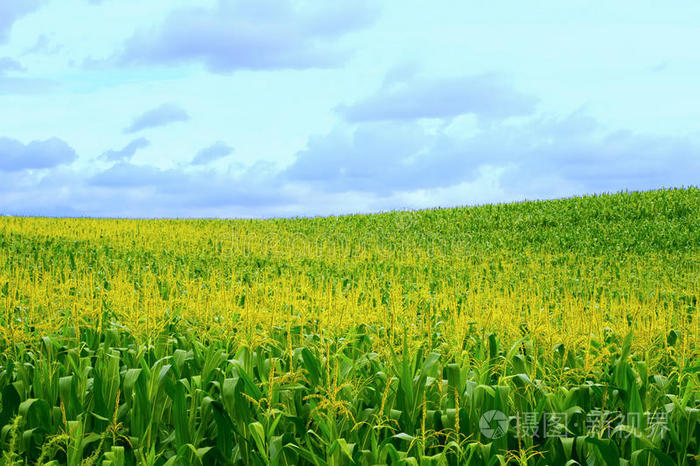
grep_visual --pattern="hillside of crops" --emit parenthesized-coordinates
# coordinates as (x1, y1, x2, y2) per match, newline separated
(0, 187, 698, 465)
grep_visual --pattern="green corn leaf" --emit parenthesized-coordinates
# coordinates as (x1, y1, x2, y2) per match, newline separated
(585, 437, 620, 466)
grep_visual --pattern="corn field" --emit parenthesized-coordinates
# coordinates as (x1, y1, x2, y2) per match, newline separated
(0, 188, 698, 465)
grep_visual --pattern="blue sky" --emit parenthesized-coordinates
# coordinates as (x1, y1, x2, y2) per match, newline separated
(1, 0, 699, 218)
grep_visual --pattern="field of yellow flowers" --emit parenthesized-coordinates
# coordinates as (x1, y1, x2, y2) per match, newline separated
(0, 188, 698, 465)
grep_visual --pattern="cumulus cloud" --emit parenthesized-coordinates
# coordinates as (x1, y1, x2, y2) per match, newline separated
(119, 0, 378, 72)
(496, 114, 700, 197)
(191, 141, 234, 165)
(283, 122, 446, 194)
(0, 137, 77, 171)
(99, 138, 150, 162)
(87, 161, 284, 211)
(124, 103, 189, 133)
(2, 112, 698, 218)
(338, 73, 537, 122)
(286, 72, 695, 200)
(283, 112, 700, 199)
(89, 162, 186, 188)
(0, 0, 42, 43)
(0, 57, 24, 74)
(0, 56, 56, 94)
(23, 34, 62, 55)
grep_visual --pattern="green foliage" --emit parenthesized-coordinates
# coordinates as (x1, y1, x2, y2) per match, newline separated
(0, 188, 698, 464)
(0, 325, 696, 464)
